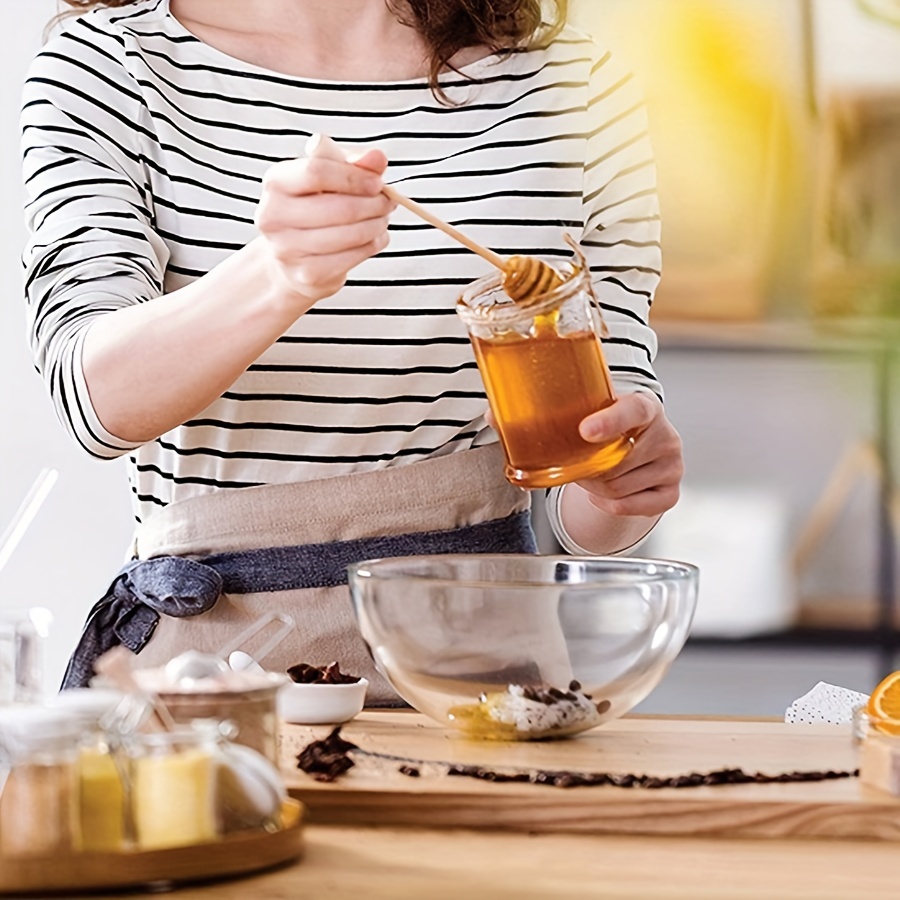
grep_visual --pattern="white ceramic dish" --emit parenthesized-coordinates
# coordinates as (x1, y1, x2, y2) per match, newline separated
(278, 677, 369, 725)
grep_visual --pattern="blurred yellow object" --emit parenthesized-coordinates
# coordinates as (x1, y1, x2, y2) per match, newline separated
(573, 0, 804, 320)
(133, 747, 217, 850)
(78, 747, 126, 852)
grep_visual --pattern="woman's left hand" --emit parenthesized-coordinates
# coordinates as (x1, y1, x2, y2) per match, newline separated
(576, 392, 684, 519)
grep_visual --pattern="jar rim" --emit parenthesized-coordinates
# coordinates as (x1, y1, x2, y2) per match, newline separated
(0, 705, 85, 752)
(456, 257, 590, 327)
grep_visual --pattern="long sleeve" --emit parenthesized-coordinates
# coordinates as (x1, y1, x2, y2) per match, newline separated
(580, 47, 662, 401)
(21, 22, 169, 458)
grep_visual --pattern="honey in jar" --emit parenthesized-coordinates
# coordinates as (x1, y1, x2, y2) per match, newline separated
(458, 257, 632, 488)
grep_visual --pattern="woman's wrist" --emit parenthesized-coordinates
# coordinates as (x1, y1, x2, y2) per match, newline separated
(546, 484, 661, 557)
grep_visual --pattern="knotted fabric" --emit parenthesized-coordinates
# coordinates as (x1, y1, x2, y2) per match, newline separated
(61, 556, 222, 689)
(61, 509, 537, 689)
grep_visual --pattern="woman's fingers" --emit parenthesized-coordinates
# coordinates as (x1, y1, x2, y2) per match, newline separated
(255, 149, 394, 303)
(575, 393, 684, 518)
(262, 152, 387, 197)
(277, 235, 390, 297)
(258, 192, 395, 231)
(267, 214, 392, 259)
(579, 391, 658, 444)
(580, 482, 681, 519)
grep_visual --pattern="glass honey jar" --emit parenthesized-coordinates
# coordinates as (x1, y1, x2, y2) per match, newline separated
(457, 257, 632, 489)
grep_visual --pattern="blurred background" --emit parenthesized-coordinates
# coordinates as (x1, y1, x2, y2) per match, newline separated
(565, 0, 900, 713)
(2, 0, 899, 713)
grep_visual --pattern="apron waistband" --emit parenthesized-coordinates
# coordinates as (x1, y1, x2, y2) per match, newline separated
(61, 509, 537, 690)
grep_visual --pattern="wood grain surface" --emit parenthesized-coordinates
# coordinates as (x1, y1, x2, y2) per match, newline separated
(279, 712, 900, 840)
(0, 800, 304, 896)
(89, 824, 900, 900)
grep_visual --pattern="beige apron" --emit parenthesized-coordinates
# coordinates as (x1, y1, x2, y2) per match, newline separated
(129, 444, 530, 703)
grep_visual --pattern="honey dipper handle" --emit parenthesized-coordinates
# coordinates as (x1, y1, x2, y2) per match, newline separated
(379, 184, 506, 270)
(305, 134, 507, 272)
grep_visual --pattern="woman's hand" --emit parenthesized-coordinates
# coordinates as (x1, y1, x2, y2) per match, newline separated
(576, 392, 684, 518)
(254, 148, 396, 306)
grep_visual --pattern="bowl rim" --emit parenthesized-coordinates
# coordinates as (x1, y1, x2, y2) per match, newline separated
(347, 554, 699, 587)
(281, 677, 369, 692)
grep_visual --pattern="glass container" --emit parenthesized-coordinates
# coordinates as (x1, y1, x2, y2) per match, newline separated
(0, 706, 82, 857)
(135, 669, 287, 765)
(349, 554, 699, 740)
(125, 723, 219, 851)
(51, 688, 129, 852)
(0, 609, 47, 705)
(122, 719, 285, 850)
(457, 259, 632, 488)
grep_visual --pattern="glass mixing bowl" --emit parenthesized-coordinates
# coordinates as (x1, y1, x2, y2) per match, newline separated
(348, 555, 698, 740)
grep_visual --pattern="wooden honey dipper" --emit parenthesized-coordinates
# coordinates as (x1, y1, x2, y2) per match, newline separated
(305, 135, 563, 306)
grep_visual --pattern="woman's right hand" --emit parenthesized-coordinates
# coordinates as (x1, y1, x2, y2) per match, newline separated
(254, 148, 395, 307)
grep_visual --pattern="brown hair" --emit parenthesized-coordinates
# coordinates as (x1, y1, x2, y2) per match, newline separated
(58, 1, 568, 102)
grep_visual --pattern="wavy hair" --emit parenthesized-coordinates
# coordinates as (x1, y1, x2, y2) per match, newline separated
(58, 1, 568, 102)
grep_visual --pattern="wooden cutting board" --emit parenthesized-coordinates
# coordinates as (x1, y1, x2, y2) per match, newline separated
(279, 712, 900, 841)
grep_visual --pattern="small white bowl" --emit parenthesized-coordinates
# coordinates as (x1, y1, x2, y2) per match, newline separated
(278, 677, 369, 725)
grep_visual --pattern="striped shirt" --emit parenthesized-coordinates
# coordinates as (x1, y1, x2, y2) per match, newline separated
(21, 0, 662, 523)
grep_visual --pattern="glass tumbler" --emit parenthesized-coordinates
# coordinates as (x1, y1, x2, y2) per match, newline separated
(0, 609, 47, 705)
(457, 259, 632, 489)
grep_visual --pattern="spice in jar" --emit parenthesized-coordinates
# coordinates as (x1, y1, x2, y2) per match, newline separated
(50, 688, 129, 852)
(127, 726, 218, 850)
(0, 706, 82, 858)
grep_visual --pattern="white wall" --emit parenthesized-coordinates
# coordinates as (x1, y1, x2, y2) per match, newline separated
(1, 0, 133, 694)
(814, 0, 900, 93)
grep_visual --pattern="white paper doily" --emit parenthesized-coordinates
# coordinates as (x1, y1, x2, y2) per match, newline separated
(784, 681, 869, 725)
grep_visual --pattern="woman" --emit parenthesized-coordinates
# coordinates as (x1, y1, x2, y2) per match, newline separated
(22, 0, 683, 697)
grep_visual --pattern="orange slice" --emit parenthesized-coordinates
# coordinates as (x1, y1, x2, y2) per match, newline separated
(867, 671, 900, 735)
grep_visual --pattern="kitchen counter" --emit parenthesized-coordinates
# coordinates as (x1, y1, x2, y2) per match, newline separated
(95, 714, 900, 898)
(98, 822, 896, 899)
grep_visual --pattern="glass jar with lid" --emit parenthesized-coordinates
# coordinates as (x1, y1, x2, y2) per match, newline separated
(0, 706, 82, 857)
(50, 688, 130, 852)
(123, 719, 285, 851)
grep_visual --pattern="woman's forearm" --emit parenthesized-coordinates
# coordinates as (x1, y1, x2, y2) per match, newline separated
(82, 237, 306, 443)
(82, 148, 392, 445)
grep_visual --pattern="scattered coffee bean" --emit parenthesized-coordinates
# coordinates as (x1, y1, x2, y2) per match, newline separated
(296, 730, 860, 791)
(287, 661, 361, 685)
(296, 727, 359, 782)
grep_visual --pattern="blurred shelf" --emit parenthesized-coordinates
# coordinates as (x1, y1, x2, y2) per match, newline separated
(654, 316, 900, 355)
(653, 316, 899, 678)
(688, 628, 900, 652)
(688, 595, 900, 651)
(796, 595, 900, 632)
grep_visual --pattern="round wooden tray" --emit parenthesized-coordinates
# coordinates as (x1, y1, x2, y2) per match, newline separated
(0, 799, 305, 895)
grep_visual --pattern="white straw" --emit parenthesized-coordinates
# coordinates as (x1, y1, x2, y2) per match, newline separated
(0, 468, 59, 577)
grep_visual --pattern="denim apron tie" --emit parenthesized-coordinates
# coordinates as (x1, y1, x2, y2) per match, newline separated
(62, 509, 537, 690)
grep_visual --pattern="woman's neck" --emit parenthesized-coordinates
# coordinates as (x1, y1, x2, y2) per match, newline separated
(169, 0, 433, 81)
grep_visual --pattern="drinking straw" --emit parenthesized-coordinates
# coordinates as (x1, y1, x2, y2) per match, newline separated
(0, 468, 59, 578)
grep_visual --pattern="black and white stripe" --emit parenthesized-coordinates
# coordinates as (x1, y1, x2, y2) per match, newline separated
(22, 0, 662, 521)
